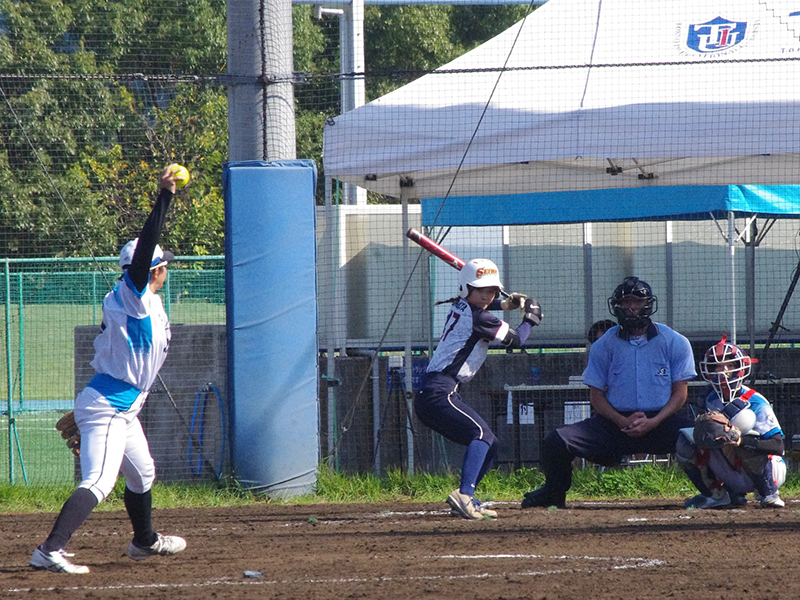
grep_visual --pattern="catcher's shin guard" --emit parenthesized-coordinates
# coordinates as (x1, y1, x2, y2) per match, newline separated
(675, 435, 714, 496)
(751, 455, 786, 499)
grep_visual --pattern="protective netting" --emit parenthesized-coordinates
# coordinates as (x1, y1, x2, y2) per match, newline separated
(318, 0, 800, 476)
(4, 0, 800, 485)
(0, 0, 233, 484)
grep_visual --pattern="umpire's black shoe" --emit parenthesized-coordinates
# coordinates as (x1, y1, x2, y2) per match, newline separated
(521, 486, 566, 509)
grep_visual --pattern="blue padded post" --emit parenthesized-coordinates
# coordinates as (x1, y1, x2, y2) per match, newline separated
(223, 160, 319, 497)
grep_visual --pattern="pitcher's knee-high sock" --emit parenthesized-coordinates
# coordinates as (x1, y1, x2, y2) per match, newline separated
(41, 488, 99, 552)
(124, 487, 157, 547)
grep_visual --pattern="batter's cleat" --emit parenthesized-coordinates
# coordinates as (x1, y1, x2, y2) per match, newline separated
(521, 487, 566, 509)
(127, 533, 187, 561)
(759, 493, 785, 508)
(684, 489, 731, 509)
(447, 490, 491, 520)
(30, 547, 90, 574)
(472, 499, 498, 519)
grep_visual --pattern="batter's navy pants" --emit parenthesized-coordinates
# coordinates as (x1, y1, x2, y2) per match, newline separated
(415, 372, 497, 450)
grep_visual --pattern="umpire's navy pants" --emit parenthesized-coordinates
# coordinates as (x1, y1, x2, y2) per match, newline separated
(542, 410, 694, 495)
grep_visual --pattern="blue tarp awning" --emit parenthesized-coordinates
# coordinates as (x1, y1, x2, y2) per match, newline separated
(422, 185, 800, 227)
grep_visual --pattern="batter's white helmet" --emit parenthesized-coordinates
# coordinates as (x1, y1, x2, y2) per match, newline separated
(458, 258, 503, 298)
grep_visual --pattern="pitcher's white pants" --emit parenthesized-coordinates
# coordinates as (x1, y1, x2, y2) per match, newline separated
(74, 387, 155, 503)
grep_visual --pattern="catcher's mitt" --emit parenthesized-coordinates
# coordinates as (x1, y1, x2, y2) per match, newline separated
(55, 410, 80, 456)
(693, 411, 741, 449)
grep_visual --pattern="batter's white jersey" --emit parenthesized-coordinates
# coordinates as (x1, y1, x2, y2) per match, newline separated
(427, 298, 509, 383)
(89, 272, 171, 411)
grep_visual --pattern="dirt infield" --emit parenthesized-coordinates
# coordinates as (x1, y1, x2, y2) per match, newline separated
(2, 497, 799, 599)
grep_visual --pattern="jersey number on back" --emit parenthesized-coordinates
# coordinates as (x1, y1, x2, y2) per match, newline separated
(441, 312, 461, 341)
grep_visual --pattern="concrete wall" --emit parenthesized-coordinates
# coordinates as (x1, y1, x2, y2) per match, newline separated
(75, 324, 228, 484)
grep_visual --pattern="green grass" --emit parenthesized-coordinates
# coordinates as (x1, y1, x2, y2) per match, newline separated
(4, 464, 799, 513)
(0, 410, 76, 485)
(311, 464, 692, 503)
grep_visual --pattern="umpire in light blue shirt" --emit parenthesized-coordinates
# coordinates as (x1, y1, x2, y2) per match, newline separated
(521, 277, 696, 509)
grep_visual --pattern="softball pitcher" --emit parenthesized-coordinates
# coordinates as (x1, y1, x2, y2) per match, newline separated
(30, 165, 186, 574)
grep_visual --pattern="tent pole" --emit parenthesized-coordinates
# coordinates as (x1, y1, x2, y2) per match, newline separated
(665, 221, 673, 327)
(728, 211, 736, 344)
(401, 183, 415, 474)
(324, 176, 337, 462)
(503, 225, 513, 321)
(745, 218, 756, 356)
(583, 223, 593, 343)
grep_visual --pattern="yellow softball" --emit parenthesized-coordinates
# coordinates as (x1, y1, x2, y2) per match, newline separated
(168, 164, 190, 188)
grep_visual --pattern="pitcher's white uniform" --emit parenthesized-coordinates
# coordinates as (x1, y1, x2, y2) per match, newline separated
(31, 169, 185, 575)
(77, 268, 171, 501)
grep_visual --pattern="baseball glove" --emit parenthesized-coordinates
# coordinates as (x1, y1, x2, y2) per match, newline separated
(693, 411, 741, 449)
(55, 410, 80, 456)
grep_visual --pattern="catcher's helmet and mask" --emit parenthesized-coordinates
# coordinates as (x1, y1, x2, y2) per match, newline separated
(607, 276, 658, 331)
(458, 258, 504, 299)
(699, 335, 758, 433)
(700, 335, 756, 403)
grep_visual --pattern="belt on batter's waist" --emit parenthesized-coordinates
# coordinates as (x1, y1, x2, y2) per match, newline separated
(88, 373, 143, 410)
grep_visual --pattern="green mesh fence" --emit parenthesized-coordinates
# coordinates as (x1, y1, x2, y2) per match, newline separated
(0, 256, 224, 485)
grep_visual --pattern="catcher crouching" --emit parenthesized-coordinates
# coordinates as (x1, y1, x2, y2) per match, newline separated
(676, 336, 786, 509)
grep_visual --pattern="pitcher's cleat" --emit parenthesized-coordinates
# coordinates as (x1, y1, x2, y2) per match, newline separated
(127, 533, 187, 561)
(30, 547, 90, 574)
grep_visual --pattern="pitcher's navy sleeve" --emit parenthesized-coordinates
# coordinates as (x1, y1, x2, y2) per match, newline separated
(129, 188, 173, 292)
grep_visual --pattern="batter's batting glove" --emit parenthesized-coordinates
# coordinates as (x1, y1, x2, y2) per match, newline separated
(55, 410, 81, 457)
(522, 298, 543, 326)
(500, 292, 527, 311)
(693, 411, 741, 449)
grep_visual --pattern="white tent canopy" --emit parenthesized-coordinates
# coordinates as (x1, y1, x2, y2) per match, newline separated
(323, 0, 800, 200)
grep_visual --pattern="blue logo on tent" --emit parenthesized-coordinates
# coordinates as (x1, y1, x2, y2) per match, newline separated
(687, 17, 747, 53)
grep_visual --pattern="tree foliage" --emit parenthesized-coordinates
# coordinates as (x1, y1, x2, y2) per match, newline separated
(0, 0, 532, 258)
(0, 0, 226, 258)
